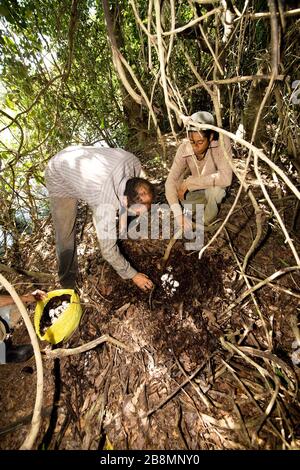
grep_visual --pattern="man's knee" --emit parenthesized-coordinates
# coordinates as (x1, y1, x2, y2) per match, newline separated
(184, 190, 206, 204)
(205, 187, 226, 204)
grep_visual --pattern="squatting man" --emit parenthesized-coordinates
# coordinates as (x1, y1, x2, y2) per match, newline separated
(45, 146, 155, 292)
(166, 111, 233, 229)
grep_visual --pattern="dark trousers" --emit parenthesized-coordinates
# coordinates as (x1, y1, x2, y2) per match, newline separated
(50, 197, 78, 289)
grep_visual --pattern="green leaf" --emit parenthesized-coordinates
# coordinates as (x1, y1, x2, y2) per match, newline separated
(4, 94, 15, 110)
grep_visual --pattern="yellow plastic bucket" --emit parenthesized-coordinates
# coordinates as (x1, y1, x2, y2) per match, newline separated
(34, 289, 82, 344)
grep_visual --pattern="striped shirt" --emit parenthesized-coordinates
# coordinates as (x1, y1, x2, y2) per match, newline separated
(45, 146, 142, 279)
(165, 136, 233, 218)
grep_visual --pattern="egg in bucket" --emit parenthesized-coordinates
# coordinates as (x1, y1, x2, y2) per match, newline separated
(34, 289, 82, 344)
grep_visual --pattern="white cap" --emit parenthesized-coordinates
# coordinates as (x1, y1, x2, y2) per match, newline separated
(187, 111, 215, 131)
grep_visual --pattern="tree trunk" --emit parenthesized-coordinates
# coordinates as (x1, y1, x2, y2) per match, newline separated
(102, 0, 148, 140)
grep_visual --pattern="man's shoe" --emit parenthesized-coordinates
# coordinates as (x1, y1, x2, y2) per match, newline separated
(6, 344, 34, 363)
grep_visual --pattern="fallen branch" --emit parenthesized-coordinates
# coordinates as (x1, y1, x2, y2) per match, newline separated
(170, 343, 212, 410)
(242, 72, 277, 272)
(222, 359, 291, 447)
(239, 346, 297, 396)
(44, 334, 135, 358)
(254, 153, 300, 265)
(224, 228, 271, 349)
(162, 227, 182, 263)
(222, 266, 300, 316)
(147, 355, 213, 417)
(0, 263, 53, 281)
(242, 274, 300, 300)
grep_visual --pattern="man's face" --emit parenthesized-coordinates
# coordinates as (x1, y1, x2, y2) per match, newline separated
(128, 186, 153, 216)
(188, 131, 211, 159)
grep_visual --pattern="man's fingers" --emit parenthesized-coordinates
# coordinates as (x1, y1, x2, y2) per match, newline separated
(31, 290, 47, 301)
(133, 273, 153, 291)
(143, 280, 153, 291)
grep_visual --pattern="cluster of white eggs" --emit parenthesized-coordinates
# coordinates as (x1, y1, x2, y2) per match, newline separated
(48, 301, 69, 324)
(160, 273, 179, 297)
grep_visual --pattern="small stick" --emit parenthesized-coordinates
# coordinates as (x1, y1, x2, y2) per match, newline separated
(148, 286, 156, 310)
(147, 355, 214, 417)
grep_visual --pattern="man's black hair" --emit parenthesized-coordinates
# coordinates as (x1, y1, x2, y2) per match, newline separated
(188, 129, 219, 140)
(124, 177, 155, 206)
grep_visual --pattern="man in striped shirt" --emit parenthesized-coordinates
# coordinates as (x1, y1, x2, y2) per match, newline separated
(45, 146, 154, 291)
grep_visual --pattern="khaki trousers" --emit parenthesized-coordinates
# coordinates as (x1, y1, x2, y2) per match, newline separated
(183, 187, 226, 224)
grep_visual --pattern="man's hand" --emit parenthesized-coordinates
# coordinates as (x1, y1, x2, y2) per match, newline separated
(21, 290, 47, 304)
(0, 290, 47, 308)
(177, 181, 188, 201)
(31, 290, 47, 301)
(175, 214, 193, 232)
(132, 273, 153, 291)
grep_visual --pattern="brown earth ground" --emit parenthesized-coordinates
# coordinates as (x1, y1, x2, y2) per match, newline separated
(1, 136, 300, 450)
